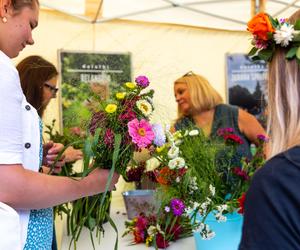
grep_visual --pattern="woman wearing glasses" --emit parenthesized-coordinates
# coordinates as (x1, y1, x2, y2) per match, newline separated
(17, 55, 83, 165)
(173, 72, 266, 161)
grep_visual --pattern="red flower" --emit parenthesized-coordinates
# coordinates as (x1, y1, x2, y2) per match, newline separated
(133, 229, 145, 243)
(224, 134, 243, 145)
(238, 193, 246, 214)
(118, 109, 136, 123)
(136, 215, 148, 231)
(156, 233, 169, 249)
(233, 167, 250, 181)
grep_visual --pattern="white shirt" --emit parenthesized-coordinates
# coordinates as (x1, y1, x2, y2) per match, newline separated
(0, 50, 40, 250)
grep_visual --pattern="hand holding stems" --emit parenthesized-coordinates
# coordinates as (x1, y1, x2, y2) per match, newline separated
(42, 141, 65, 174)
(84, 168, 119, 194)
(63, 146, 83, 163)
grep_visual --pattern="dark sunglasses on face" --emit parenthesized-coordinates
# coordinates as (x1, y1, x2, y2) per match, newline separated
(44, 82, 59, 96)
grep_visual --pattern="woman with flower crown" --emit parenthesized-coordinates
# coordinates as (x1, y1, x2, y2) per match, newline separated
(173, 72, 266, 163)
(239, 10, 300, 249)
(0, 1, 118, 249)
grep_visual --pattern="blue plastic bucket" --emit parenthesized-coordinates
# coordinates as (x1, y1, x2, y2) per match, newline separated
(193, 211, 243, 250)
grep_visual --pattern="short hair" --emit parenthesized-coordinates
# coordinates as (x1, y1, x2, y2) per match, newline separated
(174, 72, 223, 119)
(17, 55, 58, 117)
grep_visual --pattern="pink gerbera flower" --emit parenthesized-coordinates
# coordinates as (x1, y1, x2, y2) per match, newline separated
(128, 119, 155, 148)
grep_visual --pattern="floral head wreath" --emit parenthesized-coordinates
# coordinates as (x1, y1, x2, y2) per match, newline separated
(247, 12, 300, 62)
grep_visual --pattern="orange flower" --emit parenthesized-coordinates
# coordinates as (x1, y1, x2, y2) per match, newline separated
(247, 12, 275, 41)
(156, 166, 176, 185)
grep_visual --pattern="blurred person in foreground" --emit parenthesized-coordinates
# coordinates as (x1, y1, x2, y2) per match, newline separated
(239, 10, 300, 249)
(0, 1, 118, 249)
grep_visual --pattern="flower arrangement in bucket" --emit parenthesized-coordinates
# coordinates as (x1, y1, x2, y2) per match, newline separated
(123, 127, 267, 249)
(67, 75, 163, 248)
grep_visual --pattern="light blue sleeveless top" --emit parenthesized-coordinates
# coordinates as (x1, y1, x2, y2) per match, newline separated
(23, 118, 53, 250)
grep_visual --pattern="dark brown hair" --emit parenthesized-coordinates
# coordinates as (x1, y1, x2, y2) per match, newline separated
(17, 55, 58, 117)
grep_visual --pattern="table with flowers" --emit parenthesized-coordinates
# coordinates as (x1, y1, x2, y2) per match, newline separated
(60, 196, 195, 250)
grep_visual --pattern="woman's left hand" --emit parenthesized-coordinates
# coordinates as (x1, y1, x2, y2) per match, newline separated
(42, 141, 65, 174)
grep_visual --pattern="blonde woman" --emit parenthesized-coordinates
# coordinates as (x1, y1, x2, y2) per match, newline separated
(239, 10, 300, 249)
(174, 72, 266, 161)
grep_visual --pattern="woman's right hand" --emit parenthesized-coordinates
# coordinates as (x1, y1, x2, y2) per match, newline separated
(84, 168, 119, 195)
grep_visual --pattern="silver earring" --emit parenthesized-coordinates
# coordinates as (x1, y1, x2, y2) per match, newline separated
(2, 17, 7, 23)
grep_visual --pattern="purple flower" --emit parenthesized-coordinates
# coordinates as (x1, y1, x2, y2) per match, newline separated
(135, 75, 150, 88)
(217, 127, 234, 136)
(89, 111, 107, 135)
(257, 134, 269, 142)
(152, 123, 166, 147)
(170, 198, 185, 216)
(104, 128, 114, 148)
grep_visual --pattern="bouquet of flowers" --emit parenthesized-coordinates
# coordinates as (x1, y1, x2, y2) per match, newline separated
(122, 197, 197, 248)
(124, 127, 267, 247)
(68, 76, 160, 248)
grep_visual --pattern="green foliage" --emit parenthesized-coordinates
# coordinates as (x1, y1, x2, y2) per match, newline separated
(151, 128, 267, 239)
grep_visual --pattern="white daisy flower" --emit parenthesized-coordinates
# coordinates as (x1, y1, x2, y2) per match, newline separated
(146, 157, 161, 171)
(136, 99, 153, 116)
(274, 23, 295, 47)
(209, 184, 216, 196)
(167, 146, 179, 159)
(189, 129, 199, 136)
(168, 157, 185, 169)
(164, 206, 170, 213)
(216, 213, 227, 223)
(147, 225, 157, 236)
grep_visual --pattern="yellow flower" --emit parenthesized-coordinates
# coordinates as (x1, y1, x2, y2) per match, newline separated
(124, 82, 136, 89)
(156, 145, 165, 153)
(116, 92, 126, 100)
(105, 104, 117, 113)
(145, 236, 153, 247)
(63, 99, 71, 108)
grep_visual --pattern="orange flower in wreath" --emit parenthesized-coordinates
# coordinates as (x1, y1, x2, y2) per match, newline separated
(247, 12, 275, 41)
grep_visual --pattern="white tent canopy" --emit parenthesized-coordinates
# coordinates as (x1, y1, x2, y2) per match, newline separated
(40, 0, 300, 31)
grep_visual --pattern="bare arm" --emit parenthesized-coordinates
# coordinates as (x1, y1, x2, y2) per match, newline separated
(238, 109, 266, 144)
(238, 109, 270, 157)
(0, 164, 118, 210)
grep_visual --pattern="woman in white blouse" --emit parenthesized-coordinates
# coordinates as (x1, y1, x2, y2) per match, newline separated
(0, 1, 119, 249)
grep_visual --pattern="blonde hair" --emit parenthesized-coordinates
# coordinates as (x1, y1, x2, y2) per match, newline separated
(174, 72, 223, 119)
(267, 10, 300, 157)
